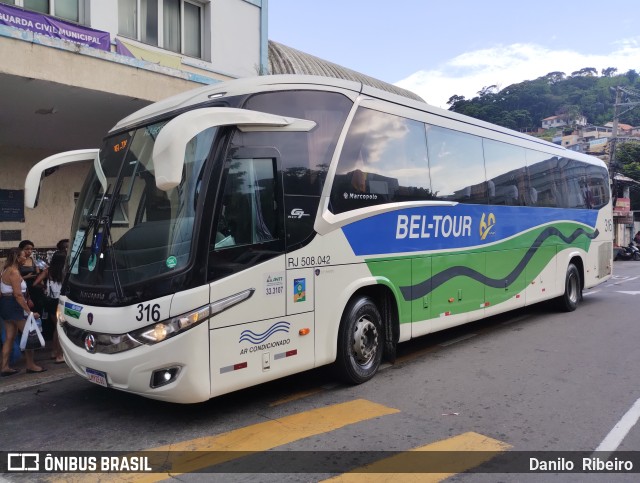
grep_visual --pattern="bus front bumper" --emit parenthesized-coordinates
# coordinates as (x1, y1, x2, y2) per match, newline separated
(58, 322, 211, 404)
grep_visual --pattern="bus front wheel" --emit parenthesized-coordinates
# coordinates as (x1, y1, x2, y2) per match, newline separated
(335, 296, 384, 385)
(557, 263, 581, 312)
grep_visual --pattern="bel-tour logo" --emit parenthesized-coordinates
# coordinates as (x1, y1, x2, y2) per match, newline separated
(479, 213, 496, 240)
(395, 214, 472, 239)
(394, 212, 496, 241)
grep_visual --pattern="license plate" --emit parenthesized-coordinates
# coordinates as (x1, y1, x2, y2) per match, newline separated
(85, 368, 108, 387)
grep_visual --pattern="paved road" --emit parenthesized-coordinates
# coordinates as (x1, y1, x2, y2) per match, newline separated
(1, 261, 640, 481)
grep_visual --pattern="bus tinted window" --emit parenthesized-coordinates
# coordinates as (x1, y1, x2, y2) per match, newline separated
(427, 126, 486, 204)
(585, 164, 610, 208)
(526, 151, 562, 208)
(483, 139, 530, 206)
(242, 91, 352, 196)
(330, 108, 429, 214)
(215, 158, 277, 248)
(559, 158, 589, 209)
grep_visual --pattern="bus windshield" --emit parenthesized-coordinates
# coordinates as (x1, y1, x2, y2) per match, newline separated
(68, 121, 216, 293)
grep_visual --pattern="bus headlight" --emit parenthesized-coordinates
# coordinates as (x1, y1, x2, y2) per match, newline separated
(130, 305, 210, 344)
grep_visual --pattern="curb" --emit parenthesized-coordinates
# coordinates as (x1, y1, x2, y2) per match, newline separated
(0, 369, 75, 395)
(0, 340, 74, 395)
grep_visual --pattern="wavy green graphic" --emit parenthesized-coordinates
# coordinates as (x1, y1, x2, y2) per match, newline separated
(366, 222, 596, 323)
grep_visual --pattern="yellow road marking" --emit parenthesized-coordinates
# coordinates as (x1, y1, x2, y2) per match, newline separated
(55, 399, 399, 483)
(323, 431, 511, 482)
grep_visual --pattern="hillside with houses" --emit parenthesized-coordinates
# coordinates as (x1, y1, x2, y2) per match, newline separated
(446, 69, 640, 162)
(447, 70, 640, 237)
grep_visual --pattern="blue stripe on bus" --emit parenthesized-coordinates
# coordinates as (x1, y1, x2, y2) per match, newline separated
(341, 205, 598, 256)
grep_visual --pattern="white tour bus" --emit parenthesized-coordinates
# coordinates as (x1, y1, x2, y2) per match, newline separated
(26, 75, 613, 403)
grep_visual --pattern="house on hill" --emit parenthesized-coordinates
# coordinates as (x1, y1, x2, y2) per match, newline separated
(541, 114, 587, 130)
(604, 122, 634, 134)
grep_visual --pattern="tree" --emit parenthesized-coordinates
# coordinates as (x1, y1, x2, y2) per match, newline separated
(615, 141, 640, 210)
(556, 104, 585, 128)
(602, 67, 618, 77)
(505, 110, 533, 130)
(543, 71, 565, 84)
(446, 68, 635, 134)
(446, 95, 466, 111)
(625, 69, 639, 84)
(571, 67, 597, 77)
(477, 85, 497, 97)
(616, 142, 640, 181)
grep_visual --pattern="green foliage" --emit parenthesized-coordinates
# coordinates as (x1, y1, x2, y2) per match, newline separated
(616, 142, 640, 179)
(448, 69, 640, 131)
(614, 141, 640, 209)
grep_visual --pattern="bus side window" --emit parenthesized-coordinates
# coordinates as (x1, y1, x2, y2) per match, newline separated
(329, 108, 430, 214)
(526, 152, 562, 208)
(484, 139, 528, 206)
(214, 158, 277, 249)
(208, 154, 283, 282)
(428, 126, 486, 204)
(560, 158, 588, 209)
(585, 165, 610, 208)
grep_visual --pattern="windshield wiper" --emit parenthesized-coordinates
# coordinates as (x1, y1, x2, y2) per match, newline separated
(99, 206, 125, 303)
(62, 189, 127, 303)
(62, 192, 107, 294)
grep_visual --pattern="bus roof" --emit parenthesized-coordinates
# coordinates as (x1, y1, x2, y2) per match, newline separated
(110, 74, 605, 168)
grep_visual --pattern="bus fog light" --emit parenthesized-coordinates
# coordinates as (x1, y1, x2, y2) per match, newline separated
(151, 366, 180, 388)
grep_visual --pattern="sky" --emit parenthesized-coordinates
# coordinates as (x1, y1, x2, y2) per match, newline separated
(268, 1, 640, 109)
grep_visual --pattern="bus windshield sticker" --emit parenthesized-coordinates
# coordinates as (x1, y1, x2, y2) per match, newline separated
(166, 256, 177, 269)
(70, 230, 85, 275)
(264, 272, 284, 296)
(87, 253, 97, 272)
(64, 301, 83, 319)
(293, 278, 306, 303)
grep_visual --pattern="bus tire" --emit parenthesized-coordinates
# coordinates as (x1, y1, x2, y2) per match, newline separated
(557, 263, 581, 312)
(335, 296, 383, 385)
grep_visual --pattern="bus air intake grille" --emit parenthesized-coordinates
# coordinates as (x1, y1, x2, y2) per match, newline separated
(61, 322, 142, 354)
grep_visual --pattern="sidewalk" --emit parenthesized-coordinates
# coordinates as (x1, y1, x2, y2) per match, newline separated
(0, 340, 74, 395)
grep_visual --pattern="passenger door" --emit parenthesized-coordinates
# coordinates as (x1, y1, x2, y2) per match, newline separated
(206, 148, 315, 395)
(208, 148, 286, 325)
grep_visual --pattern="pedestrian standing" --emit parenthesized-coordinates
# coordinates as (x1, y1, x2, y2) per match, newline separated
(34, 252, 65, 363)
(56, 239, 69, 253)
(18, 239, 42, 312)
(1, 247, 46, 375)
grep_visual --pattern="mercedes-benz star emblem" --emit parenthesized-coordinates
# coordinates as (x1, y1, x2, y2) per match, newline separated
(84, 333, 97, 353)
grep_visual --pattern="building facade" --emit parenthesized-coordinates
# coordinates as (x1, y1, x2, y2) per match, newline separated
(0, 0, 267, 254)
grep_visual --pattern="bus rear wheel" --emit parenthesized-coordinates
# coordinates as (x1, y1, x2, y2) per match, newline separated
(557, 263, 581, 312)
(335, 296, 383, 385)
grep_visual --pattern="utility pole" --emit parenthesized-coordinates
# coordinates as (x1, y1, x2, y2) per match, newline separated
(609, 85, 640, 188)
(609, 85, 640, 245)
(609, 87, 621, 170)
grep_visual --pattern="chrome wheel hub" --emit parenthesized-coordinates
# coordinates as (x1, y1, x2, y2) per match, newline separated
(568, 273, 578, 304)
(352, 316, 378, 365)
